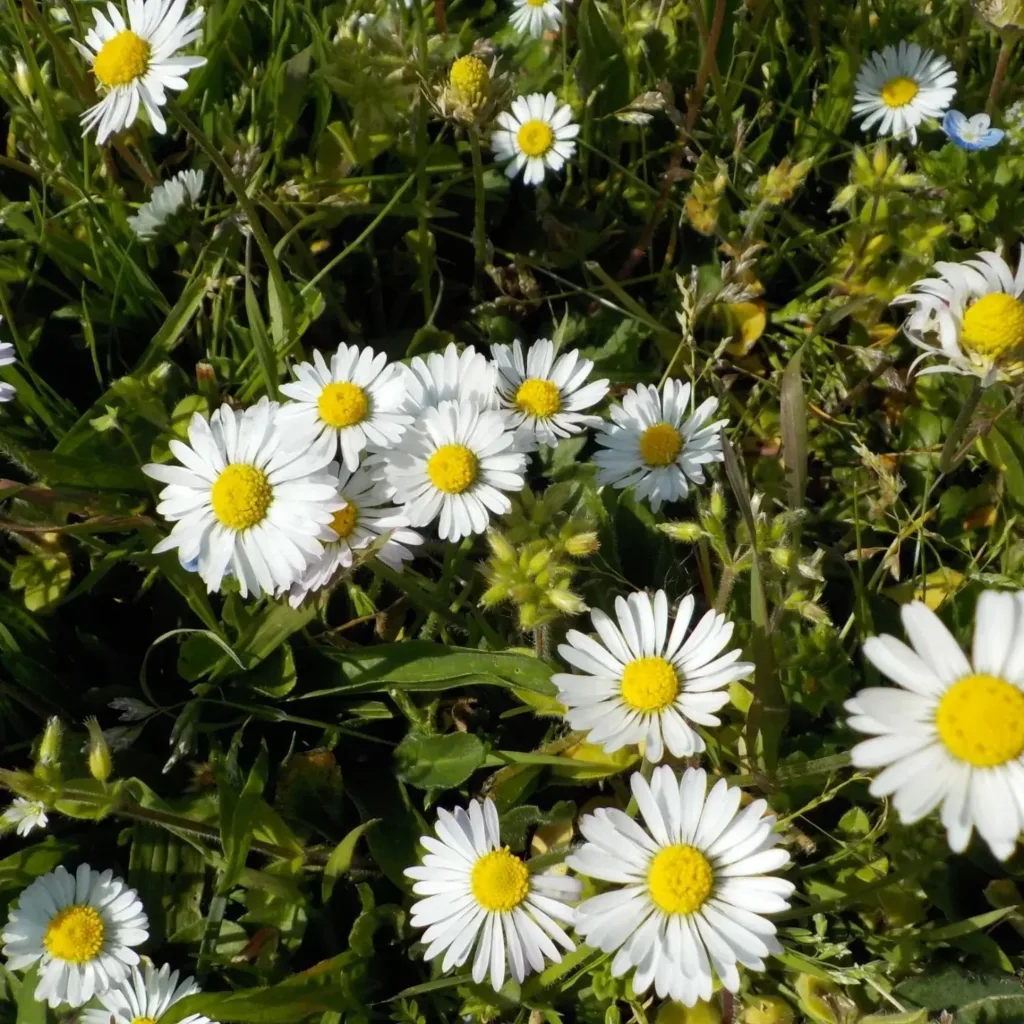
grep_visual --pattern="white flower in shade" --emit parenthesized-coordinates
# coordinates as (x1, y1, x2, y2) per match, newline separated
(491, 93, 579, 186)
(553, 590, 753, 763)
(1, 864, 149, 1008)
(848, 591, 1024, 861)
(509, 0, 562, 38)
(385, 400, 528, 542)
(892, 248, 1024, 385)
(405, 797, 581, 991)
(74, 0, 207, 145)
(0, 341, 15, 403)
(569, 767, 793, 1007)
(1, 799, 48, 837)
(593, 379, 725, 512)
(401, 342, 497, 418)
(129, 169, 204, 240)
(852, 42, 956, 144)
(142, 398, 340, 599)
(277, 344, 412, 471)
(285, 464, 423, 607)
(491, 338, 608, 450)
(81, 963, 213, 1024)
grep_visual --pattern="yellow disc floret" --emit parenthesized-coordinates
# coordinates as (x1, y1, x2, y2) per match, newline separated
(449, 55, 489, 106)
(427, 444, 479, 494)
(210, 464, 273, 531)
(131, 1017, 158, 1024)
(517, 119, 554, 157)
(639, 422, 683, 467)
(471, 848, 530, 912)
(620, 656, 680, 712)
(526, 0, 548, 6)
(961, 293, 1024, 361)
(880, 76, 919, 108)
(648, 844, 714, 915)
(935, 673, 1024, 767)
(330, 503, 358, 539)
(515, 378, 562, 419)
(318, 381, 370, 428)
(93, 30, 151, 88)
(43, 905, 105, 963)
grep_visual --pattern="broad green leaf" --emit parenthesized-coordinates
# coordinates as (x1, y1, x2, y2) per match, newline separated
(10, 964, 46, 1024)
(780, 346, 808, 512)
(127, 826, 206, 946)
(896, 967, 1023, 1010)
(322, 820, 380, 903)
(346, 772, 424, 890)
(576, 0, 630, 117)
(395, 732, 486, 789)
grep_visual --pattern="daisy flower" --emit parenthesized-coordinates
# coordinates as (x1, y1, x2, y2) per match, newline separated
(142, 398, 341, 599)
(401, 342, 497, 418)
(0, 341, 15, 403)
(81, 962, 213, 1024)
(847, 591, 1024, 861)
(74, 0, 207, 145)
(569, 767, 793, 1007)
(285, 464, 423, 607)
(1, 799, 48, 837)
(129, 169, 204, 239)
(509, 0, 562, 38)
(553, 590, 753, 763)
(491, 93, 579, 186)
(405, 796, 581, 991)
(2, 864, 149, 1008)
(892, 247, 1024, 384)
(852, 42, 956, 145)
(942, 110, 1004, 151)
(593, 379, 726, 512)
(385, 400, 528, 542)
(491, 338, 608, 450)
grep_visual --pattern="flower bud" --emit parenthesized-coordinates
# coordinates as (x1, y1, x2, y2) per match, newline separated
(85, 718, 113, 783)
(658, 521, 705, 543)
(740, 996, 795, 1024)
(657, 1000, 722, 1024)
(564, 531, 599, 556)
(38, 717, 63, 767)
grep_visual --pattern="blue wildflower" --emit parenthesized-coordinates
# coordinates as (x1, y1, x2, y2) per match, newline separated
(942, 110, 1005, 151)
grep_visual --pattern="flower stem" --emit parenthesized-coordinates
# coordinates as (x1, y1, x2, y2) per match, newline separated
(987, 33, 1017, 116)
(410, 0, 434, 323)
(939, 377, 984, 475)
(469, 127, 488, 294)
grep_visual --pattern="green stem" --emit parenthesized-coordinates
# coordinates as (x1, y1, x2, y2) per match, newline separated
(987, 33, 1017, 117)
(468, 127, 488, 293)
(939, 377, 984, 475)
(410, 0, 434, 322)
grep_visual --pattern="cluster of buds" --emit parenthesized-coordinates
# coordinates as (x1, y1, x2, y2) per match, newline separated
(431, 43, 513, 129)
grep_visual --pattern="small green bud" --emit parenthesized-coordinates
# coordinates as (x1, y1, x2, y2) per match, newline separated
(564, 531, 599, 557)
(85, 718, 113, 783)
(487, 530, 516, 564)
(548, 588, 587, 614)
(740, 996, 795, 1024)
(38, 717, 63, 767)
(481, 583, 509, 607)
(526, 549, 552, 576)
(657, 1000, 722, 1024)
(658, 521, 705, 543)
(709, 486, 726, 521)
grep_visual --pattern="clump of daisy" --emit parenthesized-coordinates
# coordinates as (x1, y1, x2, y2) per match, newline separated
(277, 344, 412, 470)
(400, 342, 498, 418)
(509, 0, 562, 38)
(385, 400, 528, 542)
(491, 93, 579, 186)
(554, 589, 753, 762)
(848, 591, 1024, 861)
(1, 798, 48, 837)
(2, 863, 149, 1007)
(143, 398, 341, 598)
(569, 767, 794, 1007)
(81, 962, 213, 1024)
(74, 0, 207, 144)
(491, 338, 608, 450)
(405, 796, 581, 991)
(893, 247, 1024, 384)
(593, 379, 726, 512)
(852, 42, 956, 144)
(129, 169, 204, 240)
(0, 340, 16, 404)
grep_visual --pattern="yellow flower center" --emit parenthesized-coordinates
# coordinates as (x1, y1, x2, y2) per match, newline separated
(210, 464, 273, 531)
(449, 55, 489, 104)
(620, 656, 680, 712)
(427, 444, 478, 494)
(515, 377, 562, 418)
(92, 30, 151, 88)
(880, 76, 919, 108)
(935, 673, 1024, 767)
(961, 292, 1024, 361)
(517, 119, 554, 157)
(131, 1018, 158, 1024)
(471, 848, 530, 912)
(648, 844, 714, 915)
(639, 422, 683, 467)
(330, 502, 359, 539)
(526, 0, 547, 6)
(43, 905, 105, 963)
(318, 381, 370, 428)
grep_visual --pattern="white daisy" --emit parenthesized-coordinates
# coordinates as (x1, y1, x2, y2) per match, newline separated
(277, 343, 412, 471)
(75, 0, 207, 145)
(2, 864, 149, 1008)
(401, 342, 497, 418)
(509, 0, 562, 38)
(129, 169, 204, 240)
(852, 42, 956, 145)
(285, 464, 423, 607)
(1, 799, 48, 837)
(385, 400, 528, 542)
(142, 398, 341, 599)
(81, 963, 212, 1024)
(592, 379, 725, 512)
(491, 338, 608, 450)
(569, 767, 794, 1007)
(0, 340, 15, 403)
(848, 591, 1024, 861)
(892, 247, 1024, 385)
(491, 93, 579, 186)
(405, 797, 581, 991)
(553, 590, 753, 763)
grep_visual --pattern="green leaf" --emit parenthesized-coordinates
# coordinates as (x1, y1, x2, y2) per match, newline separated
(395, 732, 486, 789)
(321, 820, 380, 903)
(576, 0, 630, 117)
(346, 772, 423, 890)
(10, 964, 46, 1024)
(245, 238, 280, 399)
(127, 826, 206, 946)
(897, 967, 1024, 1011)
(10, 552, 72, 613)
(860, 1013, 928, 1024)
(159, 977, 361, 1024)
(219, 745, 271, 892)
(780, 346, 808, 511)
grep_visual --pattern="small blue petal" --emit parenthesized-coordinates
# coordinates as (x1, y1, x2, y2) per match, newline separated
(942, 109, 1004, 150)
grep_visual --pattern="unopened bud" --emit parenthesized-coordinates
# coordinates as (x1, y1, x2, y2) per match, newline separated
(740, 996, 795, 1024)
(38, 717, 63, 767)
(709, 486, 726, 521)
(487, 530, 516, 564)
(657, 1000, 722, 1024)
(85, 718, 113, 782)
(564, 531, 599, 557)
(658, 521, 705, 543)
